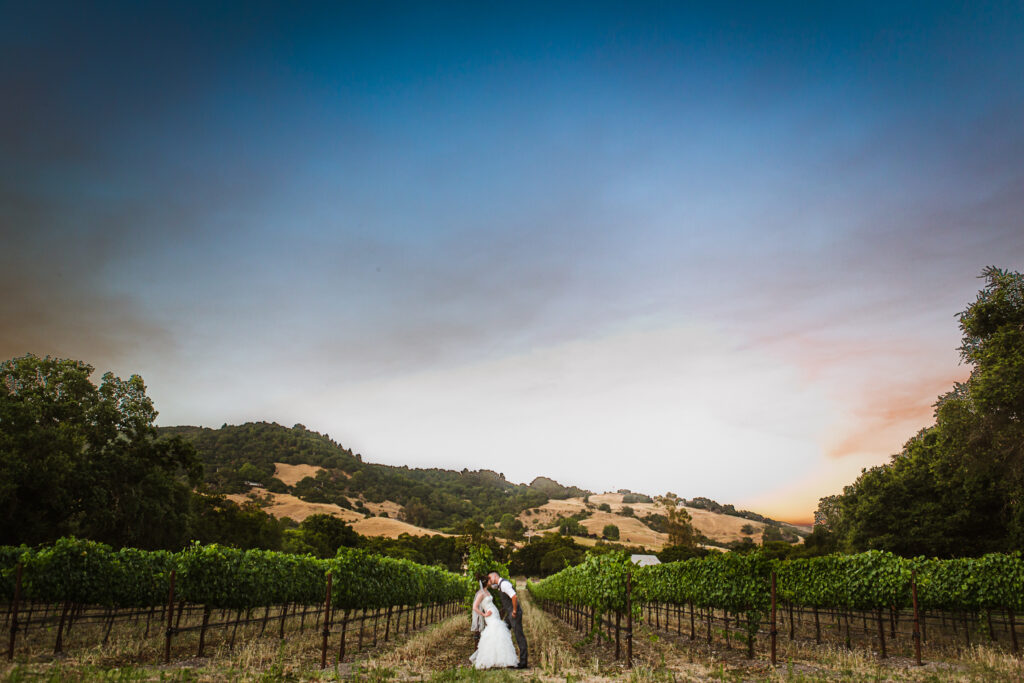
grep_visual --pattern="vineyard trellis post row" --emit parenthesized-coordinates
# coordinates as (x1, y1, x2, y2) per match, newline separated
(626, 566, 633, 668)
(163, 570, 176, 664)
(770, 571, 777, 666)
(320, 572, 333, 669)
(911, 570, 922, 666)
(6, 562, 22, 662)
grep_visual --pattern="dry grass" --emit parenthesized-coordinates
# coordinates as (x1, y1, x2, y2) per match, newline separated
(273, 463, 328, 487)
(361, 500, 404, 518)
(350, 517, 453, 539)
(4, 591, 1022, 682)
(519, 494, 773, 548)
(226, 489, 365, 523)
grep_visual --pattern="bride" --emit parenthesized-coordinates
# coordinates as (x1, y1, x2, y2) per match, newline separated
(469, 574, 519, 669)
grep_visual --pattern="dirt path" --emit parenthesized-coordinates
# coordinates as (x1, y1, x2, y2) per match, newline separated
(358, 583, 594, 680)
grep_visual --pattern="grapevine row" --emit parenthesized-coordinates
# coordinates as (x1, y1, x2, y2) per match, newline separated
(528, 549, 1024, 663)
(0, 536, 470, 610)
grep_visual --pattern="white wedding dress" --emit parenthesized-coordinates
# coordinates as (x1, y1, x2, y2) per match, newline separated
(469, 593, 519, 669)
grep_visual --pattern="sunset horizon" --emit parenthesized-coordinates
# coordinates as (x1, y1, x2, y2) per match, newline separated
(4, 2, 1023, 526)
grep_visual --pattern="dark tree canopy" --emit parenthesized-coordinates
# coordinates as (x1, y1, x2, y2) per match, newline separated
(0, 354, 201, 549)
(817, 268, 1024, 556)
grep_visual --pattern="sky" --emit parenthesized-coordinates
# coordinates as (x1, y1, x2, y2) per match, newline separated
(2, 2, 1023, 523)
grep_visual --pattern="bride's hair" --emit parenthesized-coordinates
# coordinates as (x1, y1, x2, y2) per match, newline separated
(474, 573, 489, 589)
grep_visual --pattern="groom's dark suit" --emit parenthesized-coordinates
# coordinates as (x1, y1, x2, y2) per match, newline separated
(496, 578, 528, 668)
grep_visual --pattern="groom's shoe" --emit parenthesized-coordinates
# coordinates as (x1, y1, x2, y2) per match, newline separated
(515, 663, 529, 670)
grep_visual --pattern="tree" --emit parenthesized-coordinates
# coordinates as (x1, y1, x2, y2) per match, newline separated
(189, 494, 283, 550)
(0, 354, 201, 549)
(558, 517, 587, 536)
(499, 513, 525, 540)
(598, 503, 611, 512)
(813, 495, 843, 532)
(602, 524, 620, 540)
(509, 534, 585, 576)
(540, 547, 579, 574)
(291, 514, 359, 557)
(657, 545, 706, 563)
(400, 497, 431, 527)
(821, 268, 1024, 556)
(655, 493, 697, 548)
(740, 523, 755, 535)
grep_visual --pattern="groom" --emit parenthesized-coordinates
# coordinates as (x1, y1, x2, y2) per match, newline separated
(487, 571, 528, 669)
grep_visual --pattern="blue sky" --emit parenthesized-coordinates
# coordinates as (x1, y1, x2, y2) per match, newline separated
(3, 2, 1023, 521)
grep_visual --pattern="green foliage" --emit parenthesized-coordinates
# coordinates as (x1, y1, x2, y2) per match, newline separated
(528, 550, 638, 627)
(621, 492, 652, 504)
(558, 517, 587, 536)
(602, 524, 620, 541)
(289, 514, 359, 558)
(656, 494, 697, 548)
(188, 494, 284, 550)
(820, 268, 1024, 556)
(0, 355, 201, 549)
(466, 544, 508, 579)
(508, 534, 585, 577)
(656, 545, 707, 563)
(1, 536, 469, 611)
(359, 534, 463, 571)
(328, 547, 469, 609)
(774, 550, 1024, 613)
(528, 477, 589, 500)
(163, 422, 549, 530)
(531, 547, 1024, 649)
(498, 513, 525, 540)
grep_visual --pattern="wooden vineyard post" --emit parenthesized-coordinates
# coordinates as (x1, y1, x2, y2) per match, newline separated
(625, 568, 633, 668)
(911, 570, 922, 665)
(1009, 608, 1019, 656)
(6, 562, 22, 662)
(320, 572, 333, 669)
(338, 610, 349, 663)
(164, 570, 176, 664)
(877, 609, 887, 659)
(770, 571, 777, 666)
(198, 604, 212, 657)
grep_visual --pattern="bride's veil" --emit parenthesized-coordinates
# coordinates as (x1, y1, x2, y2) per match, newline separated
(470, 580, 487, 632)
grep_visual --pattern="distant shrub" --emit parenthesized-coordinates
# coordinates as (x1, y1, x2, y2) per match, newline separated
(622, 493, 652, 504)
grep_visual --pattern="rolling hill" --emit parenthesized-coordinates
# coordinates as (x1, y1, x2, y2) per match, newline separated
(161, 421, 807, 549)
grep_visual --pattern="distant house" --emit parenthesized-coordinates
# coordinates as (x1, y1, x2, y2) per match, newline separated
(630, 554, 661, 566)
(243, 481, 262, 488)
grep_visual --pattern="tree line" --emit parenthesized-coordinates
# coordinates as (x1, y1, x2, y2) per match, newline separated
(813, 267, 1024, 557)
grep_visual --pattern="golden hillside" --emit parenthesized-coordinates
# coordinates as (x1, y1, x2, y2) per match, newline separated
(519, 492, 798, 550)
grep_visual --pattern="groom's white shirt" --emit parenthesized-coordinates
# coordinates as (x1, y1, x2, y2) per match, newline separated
(497, 578, 516, 598)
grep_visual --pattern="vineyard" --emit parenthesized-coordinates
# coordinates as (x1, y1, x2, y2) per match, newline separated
(1, 537, 470, 668)
(528, 549, 1024, 666)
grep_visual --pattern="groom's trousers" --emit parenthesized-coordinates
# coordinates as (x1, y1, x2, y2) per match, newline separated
(504, 609, 528, 667)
